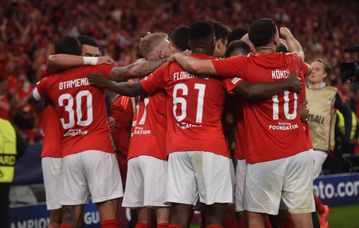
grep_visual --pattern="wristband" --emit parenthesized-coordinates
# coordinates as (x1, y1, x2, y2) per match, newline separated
(83, 57, 99, 65)
(295, 50, 305, 60)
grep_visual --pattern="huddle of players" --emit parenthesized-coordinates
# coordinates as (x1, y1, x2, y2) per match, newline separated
(30, 17, 316, 228)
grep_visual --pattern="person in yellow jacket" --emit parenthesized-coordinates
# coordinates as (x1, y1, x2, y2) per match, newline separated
(307, 58, 352, 228)
(0, 118, 27, 228)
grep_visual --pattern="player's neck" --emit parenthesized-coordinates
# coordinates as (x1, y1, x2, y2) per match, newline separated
(192, 47, 213, 56)
(255, 45, 276, 54)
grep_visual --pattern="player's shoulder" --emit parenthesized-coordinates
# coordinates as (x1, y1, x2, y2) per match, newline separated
(157, 61, 171, 71)
(284, 52, 302, 61)
(230, 54, 251, 63)
(36, 74, 52, 86)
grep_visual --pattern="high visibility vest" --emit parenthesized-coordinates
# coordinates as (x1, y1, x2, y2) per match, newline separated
(336, 110, 357, 141)
(0, 118, 17, 183)
(307, 86, 337, 151)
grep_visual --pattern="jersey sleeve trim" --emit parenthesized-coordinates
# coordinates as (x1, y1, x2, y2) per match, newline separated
(33, 88, 42, 101)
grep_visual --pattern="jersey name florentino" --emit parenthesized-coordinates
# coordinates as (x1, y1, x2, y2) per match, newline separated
(173, 71, 209, 81)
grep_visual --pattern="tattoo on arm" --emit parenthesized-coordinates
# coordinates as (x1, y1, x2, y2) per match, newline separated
(127, 59, 165, 78)
(110, 59, 165, 82)
(107, 81, 144, 97)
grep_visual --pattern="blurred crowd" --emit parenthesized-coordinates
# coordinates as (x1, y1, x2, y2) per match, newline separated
(0, 0, 358, 144)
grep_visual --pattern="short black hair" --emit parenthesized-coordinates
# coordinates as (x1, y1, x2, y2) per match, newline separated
(208, 20, 231, 41)
(248, 18, 277, 47)
(225, 40, 251, 57)
(169, 25, 189, 51)
(55, 36, 82, 55)
(77, 35, 99, 47)
(189, 21, 215, 43)
(228, 28, 248, 43)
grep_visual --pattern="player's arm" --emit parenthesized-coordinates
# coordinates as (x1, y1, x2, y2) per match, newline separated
(110, 58, 165, 82)
(304, 63, 312, 77)
(46, 55, 114, 74)
(88, 73, 144, 97)
(27, 77, 49, 105)
(299, 99, 309, 121)
(280, 28, 312, 76)
(169, 53, 218, 75)
(27, 94, 39, 105)
(27, 86, 44, 105)
(280, 27, 304, 60)
(170, 53, 246, 78)
(233, 72, 301, 101)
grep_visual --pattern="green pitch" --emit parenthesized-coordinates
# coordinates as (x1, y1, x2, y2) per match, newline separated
(189, 204, 359, 227)
(327, 204, 359, 228)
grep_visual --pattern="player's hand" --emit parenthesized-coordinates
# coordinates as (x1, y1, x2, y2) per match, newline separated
(279, 27, 292, 39)
(168, 53, 183, 62)
(285, 71, 302, 93)
(299, 99, 309, 122)
(87, 72, 110, 89)
(108, 116, 116, 130)
(98, 56, 115, 65)
(183, 50, 192, 56)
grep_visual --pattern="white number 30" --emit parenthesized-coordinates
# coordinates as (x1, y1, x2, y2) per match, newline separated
(58, 90, 93, 129)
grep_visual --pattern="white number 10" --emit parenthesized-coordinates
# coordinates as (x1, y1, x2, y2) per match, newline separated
(272, 90, 298, 120)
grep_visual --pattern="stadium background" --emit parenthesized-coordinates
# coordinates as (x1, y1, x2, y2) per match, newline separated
(0, 0, 358, 227)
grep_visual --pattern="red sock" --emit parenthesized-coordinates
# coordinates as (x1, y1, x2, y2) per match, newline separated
(206, 225, 223, 228)
(314, 194, 325, 214)
(168, 224, 180, 228)
(135, 222, 149, 228)
(157, 223, 169, 228)
(264, 217, 272, 228)
(101, 219, 120, 228)
(60, 224, 75, 228)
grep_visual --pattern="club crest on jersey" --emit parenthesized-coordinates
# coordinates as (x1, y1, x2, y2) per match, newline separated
(272, 69, 290, 80)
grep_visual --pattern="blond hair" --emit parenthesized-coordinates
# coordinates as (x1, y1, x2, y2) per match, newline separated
(138, 32, 167, 59)
(314, 58, 331, 75)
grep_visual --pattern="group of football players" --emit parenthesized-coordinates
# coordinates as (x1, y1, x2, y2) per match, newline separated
(29, 18, 319, 228)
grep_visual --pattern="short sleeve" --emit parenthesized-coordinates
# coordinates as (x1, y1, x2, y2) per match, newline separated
(300, 59, 309, 75)
(211, 56, 248, 78)
(140, 63, 168, 94)
(297, 56, 307, 104)
(223, 77, 244, 94)
(33, 77, 49, 101)
(97, 64, 117, 79)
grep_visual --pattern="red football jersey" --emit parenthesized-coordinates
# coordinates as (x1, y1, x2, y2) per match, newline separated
(234, 99, 247, 160)
(128, 90, 167, 160)
(111, 95, 133, 157)
(212, 52, 312, 163)
(34, 65, 115, 157)
(41, 100, 63, 157)
(140, 54, 231, 157)
(110, 95, 133, 186)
